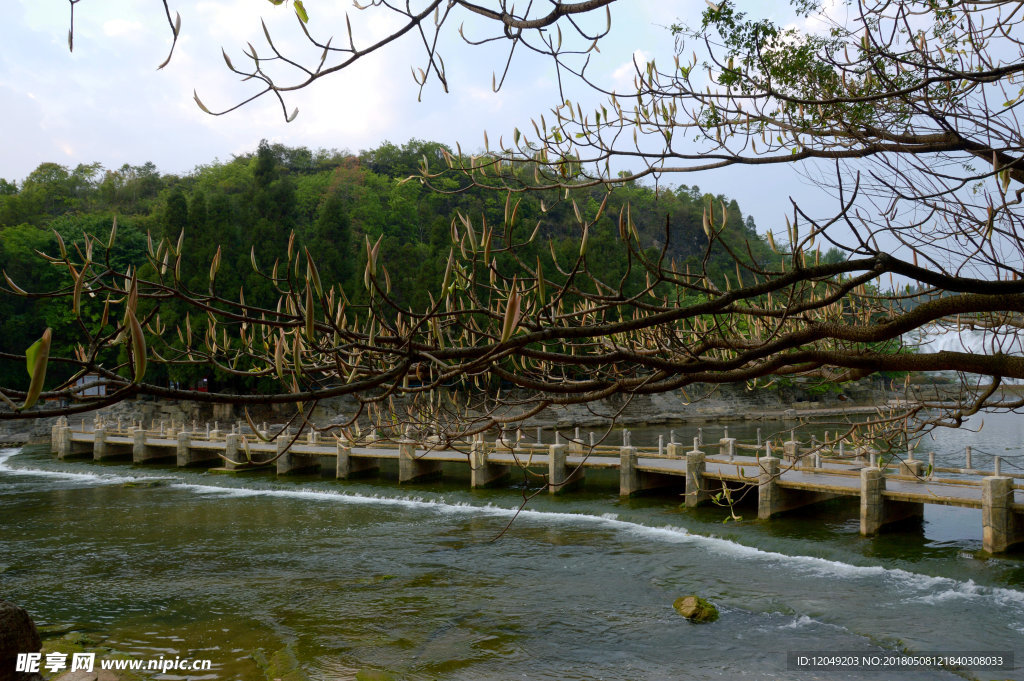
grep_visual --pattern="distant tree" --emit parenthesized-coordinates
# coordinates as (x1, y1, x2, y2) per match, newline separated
(164, 187, 189, 238)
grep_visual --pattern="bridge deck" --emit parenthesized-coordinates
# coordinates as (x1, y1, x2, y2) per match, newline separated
(56, 429, 1024, 512)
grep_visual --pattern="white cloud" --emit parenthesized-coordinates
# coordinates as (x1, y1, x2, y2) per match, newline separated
(611, 50, 650, 94)
(102, 18, 144, 38)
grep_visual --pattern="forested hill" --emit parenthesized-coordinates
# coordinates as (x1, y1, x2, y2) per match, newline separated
(0, 139, 787, 391)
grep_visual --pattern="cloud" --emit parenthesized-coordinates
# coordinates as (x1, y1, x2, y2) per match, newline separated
(610, 49, 650, 95)
(102, 19, 144, 39)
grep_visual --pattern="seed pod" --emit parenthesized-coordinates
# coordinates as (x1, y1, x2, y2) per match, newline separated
(21, 328, 52, 410)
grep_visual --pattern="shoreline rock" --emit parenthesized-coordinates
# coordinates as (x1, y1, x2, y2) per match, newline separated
(0, 601, 43, 681)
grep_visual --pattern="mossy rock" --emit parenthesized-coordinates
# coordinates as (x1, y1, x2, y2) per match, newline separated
(673, 595, 719, 623)
(59, 631, 99, 649)
(252, 645, 311, 681)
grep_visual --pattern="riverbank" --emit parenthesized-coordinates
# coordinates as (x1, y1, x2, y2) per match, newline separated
(1, 380, 908, 448)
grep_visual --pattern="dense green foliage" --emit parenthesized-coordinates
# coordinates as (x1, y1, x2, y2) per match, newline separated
(0, 139, 794, 394)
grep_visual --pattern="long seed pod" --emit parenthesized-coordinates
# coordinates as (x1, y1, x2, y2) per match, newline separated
(127, 311, 147, 383)
(21, 328, 52, 410)
(274, 333, 286, 382)
(305, 247, 323, 298)
(72, 268, 85, 317)
(500, 278, 522, 343)
(305, 281, 315, 341)
(209, 245, 222, 283)
(536, 257, 546, 302)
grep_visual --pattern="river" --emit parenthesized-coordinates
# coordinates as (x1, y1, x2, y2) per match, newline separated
(2, 413, 1023, 680)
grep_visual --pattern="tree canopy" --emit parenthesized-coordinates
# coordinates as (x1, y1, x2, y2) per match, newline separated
(8, 0, 1024, 448)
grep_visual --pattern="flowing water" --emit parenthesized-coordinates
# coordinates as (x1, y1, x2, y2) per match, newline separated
(2, 413, 1024, 680)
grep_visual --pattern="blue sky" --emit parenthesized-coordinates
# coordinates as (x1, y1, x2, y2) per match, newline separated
(1, 1, 826, 234)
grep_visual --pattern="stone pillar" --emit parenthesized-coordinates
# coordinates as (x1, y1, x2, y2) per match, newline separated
(176, 431, 192, 467)
(275, 436, 319, 475)
(471, 440, 509, 488)
(222, 433, 242, 469)
(758, 456, 781, 520)
(860, 467, 885, 535)
(718, 437, 736, 459)
(619, 446, 639, 496)
(783, 438, 800, 463)
(685, 448, 711, 508)
(548, 443, 583, 493)
(336, 439, 379, 479)
(132, 428, 149, 463)
(91, 426, 106, 461)
(666, 442, 684, 459)
(860, 467, 923, 535)
(398, 440, 443, 483)
(568, 433, 586, 455)
(56, 425, 72, 460)
(982, 476, 1024, 553)
(50, 417, 67, 453)
(899, 457, 924, 477)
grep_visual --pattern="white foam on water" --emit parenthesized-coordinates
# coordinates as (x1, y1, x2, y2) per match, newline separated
(782, 615, 817, 629)
(4, 447, 1024, 611)
(0, 448, 165, 486)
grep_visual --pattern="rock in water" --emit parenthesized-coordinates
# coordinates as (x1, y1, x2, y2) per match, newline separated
(0, 601, 43, 681)
(673, 595, 719, 623)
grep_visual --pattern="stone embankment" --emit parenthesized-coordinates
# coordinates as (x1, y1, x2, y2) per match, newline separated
(1, 381, 900, 447)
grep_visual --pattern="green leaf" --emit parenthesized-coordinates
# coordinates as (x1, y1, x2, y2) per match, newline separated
(294, 0, 309, 23)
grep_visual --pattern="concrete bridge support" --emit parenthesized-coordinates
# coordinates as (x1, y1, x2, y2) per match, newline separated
(471, 441, 510, 488)
(276, 438, 320, 475)
(93, 427, 131, 461)
(55, 425, 91, 460)
(336, 441, 379, 479)
(548, 443, 584, 494)
(176, 432, 223, 468)
(399, 441, 442, 483)
(860, 467, 923, 535)
(619, 447, 676, 496)
(759, 457, 839, 519)
(132, 428, 169, 463)
(220, 433, 250, 470)
(719, 437, 737, 459)
(685, 449, 712, 508)
(982, 476, 1024, 554)
(50, 417, 68, 452)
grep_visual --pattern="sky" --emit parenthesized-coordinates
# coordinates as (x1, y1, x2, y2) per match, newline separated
(0, 0, 828, 234)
